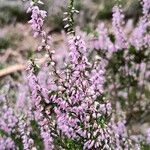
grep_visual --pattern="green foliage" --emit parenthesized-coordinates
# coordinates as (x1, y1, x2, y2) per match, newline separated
(129, 46, 148, 63)
(0, 37, 11, 50)
(53, 133, 82, 150)
(118, 96, 126, 108)
(109, 34, 116, 43)
(97, 115, 107, 128)
(64, 138, 82, 150)
(96, 4, 113, 20)
(0, 63, 4, 70)
(0, 6, 28, 26)
(108, 50, 125, 74)
(30, 60, 40, 75)
(65, 0, 76, 34)
(11, 133, 23, 150)
(30, 120, 44, 150)
(27, 49, 34, 59)
(0, 129, 9, 137)
(49, 14, 64, 30)
(145, 88, 150, 100)
(0, 32, 23, 52)
(141, 144, 150, 150)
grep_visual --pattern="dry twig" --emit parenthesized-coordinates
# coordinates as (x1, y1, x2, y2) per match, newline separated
(0, 55, 48, 77)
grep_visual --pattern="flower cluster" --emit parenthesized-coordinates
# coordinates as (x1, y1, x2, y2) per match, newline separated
(0, 93, 18, 134)
(0, 136, 15, 150)
(27, 0, 52, 52)
(142, 0, 150, 16)
(0, 82, 36, 150)
(112, 5, 127, 49)
(28, 64, 54, 150)
(27, 1, 47, 38)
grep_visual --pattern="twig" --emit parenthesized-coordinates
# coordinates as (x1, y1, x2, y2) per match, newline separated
(0, 64, 25, 77)
(0, 55, 48, 77)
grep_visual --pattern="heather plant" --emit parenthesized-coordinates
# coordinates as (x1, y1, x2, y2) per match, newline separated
(89, 0, 150, 126)
(26, 0, 132, 149)
(0, 0, 150, 149)
(25, 0, 148, 149)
